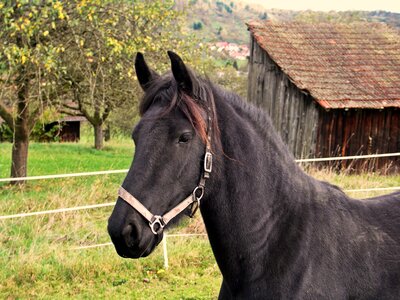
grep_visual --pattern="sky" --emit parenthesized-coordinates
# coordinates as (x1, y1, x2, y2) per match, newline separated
(242, 0, 400, 13)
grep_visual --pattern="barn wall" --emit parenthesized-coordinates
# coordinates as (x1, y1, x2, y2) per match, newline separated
(316, 108, 400, 172)
(248, 36, 319, 158)
(60, 121, 80, 142)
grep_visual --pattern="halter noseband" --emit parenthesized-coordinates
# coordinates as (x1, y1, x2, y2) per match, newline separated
(118, 104, 213, 235)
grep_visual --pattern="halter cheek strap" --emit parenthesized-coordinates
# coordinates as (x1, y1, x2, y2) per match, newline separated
(118, 150, 212, 235)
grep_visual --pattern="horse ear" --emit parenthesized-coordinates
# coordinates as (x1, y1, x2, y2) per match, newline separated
(167, 51, 193, 93)
(135, 52, 159, 91)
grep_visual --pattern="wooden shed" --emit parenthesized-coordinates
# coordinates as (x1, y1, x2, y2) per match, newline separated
(45, 116, 86, 142)
(0, 115, 86, 142)
(247, 21, 400, 172)
(57, 116, 86, 142)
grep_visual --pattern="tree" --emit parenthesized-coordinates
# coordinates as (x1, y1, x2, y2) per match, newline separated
(193, 21, 203, 30)
(59, 1, 137, 150)
(0, 0, 206, 182)
(60, 0, 198, 149)
(232, 60, 238, 70)
(0, 1, 67, 181)
(260, 12, 268, 20)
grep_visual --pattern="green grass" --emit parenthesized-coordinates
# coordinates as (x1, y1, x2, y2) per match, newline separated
(0, 138, 221, 299)
(1, 230, 219, 299)
(0, 138, 134, 219)
(306, 168, 400, 199)
(0, 139, 133, 178)
(0, 138, 399, 299)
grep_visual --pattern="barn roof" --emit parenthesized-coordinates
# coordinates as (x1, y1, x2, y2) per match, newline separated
(247, 21, 400, 109)
(60, 116, 87, 122)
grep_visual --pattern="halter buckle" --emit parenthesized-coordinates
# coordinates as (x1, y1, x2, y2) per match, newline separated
(204, 152, 213, 173)
(149, 215, 165, 235)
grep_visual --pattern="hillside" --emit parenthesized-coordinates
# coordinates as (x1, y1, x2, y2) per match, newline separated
(270, 9, 400, 28)
(185, 0, 268, 44)
(185, 0, 400, 45)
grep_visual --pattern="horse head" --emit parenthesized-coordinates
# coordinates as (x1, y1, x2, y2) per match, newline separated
(107, 52, 215, 258)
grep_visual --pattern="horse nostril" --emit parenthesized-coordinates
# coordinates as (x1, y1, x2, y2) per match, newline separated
(122, 223, 140, 248)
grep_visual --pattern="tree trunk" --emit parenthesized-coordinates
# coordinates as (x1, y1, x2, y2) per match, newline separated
(11, 137, 29, 183)
(11, 71, 30, 184)
(94, 123, 103, 150)
(104, 124, 111, 142)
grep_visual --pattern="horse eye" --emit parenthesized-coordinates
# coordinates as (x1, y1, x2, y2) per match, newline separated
(178, 132, 193, 144)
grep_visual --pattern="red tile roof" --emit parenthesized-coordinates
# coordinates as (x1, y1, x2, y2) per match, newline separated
(247, 21, 400, 109)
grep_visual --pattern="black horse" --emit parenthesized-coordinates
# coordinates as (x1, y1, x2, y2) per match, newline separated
(108, 52, 400, 299)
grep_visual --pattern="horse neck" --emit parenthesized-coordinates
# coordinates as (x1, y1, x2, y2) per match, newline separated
(200, 89, 316, 289)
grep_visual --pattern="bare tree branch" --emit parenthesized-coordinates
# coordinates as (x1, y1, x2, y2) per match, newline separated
(59, 109, 84, 117)
(28, 103, 46, 131)
(0, 102, 14, 131)
(101, 104, 111, 123)
(62, 103, 81, 111)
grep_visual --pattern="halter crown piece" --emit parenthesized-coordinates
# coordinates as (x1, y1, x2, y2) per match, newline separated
(118, 104, 213, 235)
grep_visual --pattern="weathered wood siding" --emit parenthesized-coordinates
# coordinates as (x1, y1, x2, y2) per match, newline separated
(248, 36, 319, 158)
(248, 35, 399, 172)
(316, 108, 400, 172)
(60, 121, 81, 142)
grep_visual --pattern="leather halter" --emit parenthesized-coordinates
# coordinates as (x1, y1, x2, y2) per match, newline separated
(118, 104, 213, 235)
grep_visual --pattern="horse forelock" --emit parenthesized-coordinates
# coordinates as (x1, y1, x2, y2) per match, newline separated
(139, 74, 220, 151)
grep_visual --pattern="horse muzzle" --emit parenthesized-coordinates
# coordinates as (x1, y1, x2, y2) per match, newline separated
(107, 199, 162, 259)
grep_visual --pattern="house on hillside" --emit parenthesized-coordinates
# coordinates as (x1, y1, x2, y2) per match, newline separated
(209, 42, 250, 60)
(247, 21, 400, 171)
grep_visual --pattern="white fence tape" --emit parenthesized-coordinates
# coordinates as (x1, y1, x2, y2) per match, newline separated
(72, 234, 207, 250)
(165, 233, 207, 237)
(295, 152, 400, 163)
(72, 233, 208, 269)
(344, 187, 400, 193)
(73, 242, 113, 250)
(1, 186, 399, 221)
(0, 202, 115, 220)
(0, 152, 399, 183)
(0, 169, 129, 183)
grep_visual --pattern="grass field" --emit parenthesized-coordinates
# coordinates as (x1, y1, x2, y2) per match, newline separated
(0, 137, 221, 299)
(0, 136, 399, 299)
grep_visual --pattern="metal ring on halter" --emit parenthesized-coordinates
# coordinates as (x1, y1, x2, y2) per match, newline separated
(189, 186, 204, 218)
(149, 215, 165, 235)
(193, 186, 205, 202)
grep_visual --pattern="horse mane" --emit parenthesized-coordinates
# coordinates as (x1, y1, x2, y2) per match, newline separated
(139, 73, 221, 152)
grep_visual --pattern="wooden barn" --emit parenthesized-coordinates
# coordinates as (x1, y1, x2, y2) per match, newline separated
(0, 116, 85, 142)
(51, 116, 86, 142)
(247, 21, 400, 172)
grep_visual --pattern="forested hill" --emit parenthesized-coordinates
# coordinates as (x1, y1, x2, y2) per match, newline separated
(185, 0, 267, 44)
(184, 0, 400, 45)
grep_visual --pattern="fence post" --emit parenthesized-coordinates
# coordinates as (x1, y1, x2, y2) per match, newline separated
(163, 234, 169, 269)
